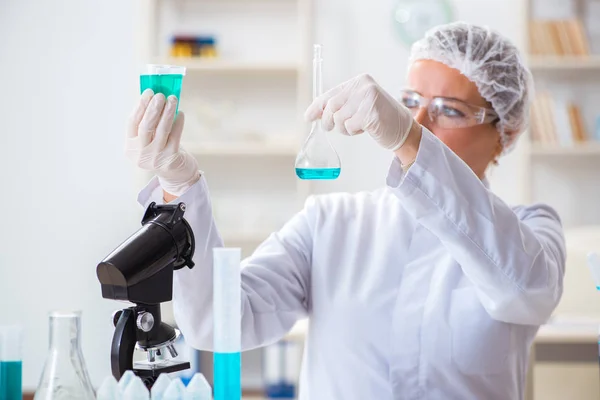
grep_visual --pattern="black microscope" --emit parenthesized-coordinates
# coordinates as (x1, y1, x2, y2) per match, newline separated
(96, 202, 196, 388)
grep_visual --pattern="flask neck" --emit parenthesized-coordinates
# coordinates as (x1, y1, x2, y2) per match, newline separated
(48, 312, 82, 351)
(313, 45, 323, 100)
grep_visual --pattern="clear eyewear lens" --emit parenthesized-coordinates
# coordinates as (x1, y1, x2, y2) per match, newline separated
(398, 91, 497, 129)
(429, 98, 495, 129)
(399, 91, 422, 112)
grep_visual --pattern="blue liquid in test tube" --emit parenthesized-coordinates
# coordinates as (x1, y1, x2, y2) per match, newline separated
(0, 326, 23, 400)
(213, 248, 242, 400)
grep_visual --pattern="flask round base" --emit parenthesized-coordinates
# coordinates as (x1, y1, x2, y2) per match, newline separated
(295, 168, 340, 180)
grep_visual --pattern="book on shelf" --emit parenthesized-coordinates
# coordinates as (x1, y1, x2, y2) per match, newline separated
(529, 19, 590, 56)
(530, 92, 590, 146)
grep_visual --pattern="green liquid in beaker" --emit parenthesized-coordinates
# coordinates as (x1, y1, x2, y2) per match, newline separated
(295, 168, 341, 180)
(140, 74, 184, 113)
(0, 361, 22, 400)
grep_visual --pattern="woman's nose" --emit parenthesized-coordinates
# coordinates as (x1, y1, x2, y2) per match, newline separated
(414, 107, 432, 130)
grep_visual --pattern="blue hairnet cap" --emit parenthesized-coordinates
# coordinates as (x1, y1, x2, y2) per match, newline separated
(409, 21, 534, 153)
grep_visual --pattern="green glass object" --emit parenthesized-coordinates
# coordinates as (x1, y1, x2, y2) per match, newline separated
(140, 64, 186, 114)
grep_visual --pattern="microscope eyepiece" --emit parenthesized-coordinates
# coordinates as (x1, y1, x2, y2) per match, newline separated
(97, 202, 195, 304)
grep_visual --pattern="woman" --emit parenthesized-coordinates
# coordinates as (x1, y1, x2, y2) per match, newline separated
(126, 22, 565, 399)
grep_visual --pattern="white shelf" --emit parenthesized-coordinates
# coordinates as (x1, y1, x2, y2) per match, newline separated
(528, 55, 600, 71)
(182, 140, 299, 156)
(161, 57, 301, 73)
(530, 142, 600, 155)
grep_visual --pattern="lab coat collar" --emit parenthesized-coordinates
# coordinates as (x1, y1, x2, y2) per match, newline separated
(482, 177, 490, 189)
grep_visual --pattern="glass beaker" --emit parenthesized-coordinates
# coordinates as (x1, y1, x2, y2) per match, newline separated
(34, 311, 95, 400)
(295, 44, 341, 180)
(140, 64, 186, 115)
(0, 325, 23, 400)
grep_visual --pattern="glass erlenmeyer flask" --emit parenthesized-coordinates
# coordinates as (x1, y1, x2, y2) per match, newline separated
(34, 311, 95, 400)
(295, 44, 341, 180)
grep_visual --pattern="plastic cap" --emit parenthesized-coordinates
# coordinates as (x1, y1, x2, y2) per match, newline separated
(123, 376, 149, 400)
(409, 22, 533, 154)
(163, 378, 187, 400)
(151, 373, 172, 400)
(96, 376, 119, 400)
(185, 373, 212, 399)
(118, 370, 136, 394)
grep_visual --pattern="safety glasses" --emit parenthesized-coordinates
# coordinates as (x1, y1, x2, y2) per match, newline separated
(398, 89, 498, 129)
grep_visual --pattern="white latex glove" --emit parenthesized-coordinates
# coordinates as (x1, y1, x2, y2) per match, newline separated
(304, 74, 414, 151)
(126, 89, 200, 197)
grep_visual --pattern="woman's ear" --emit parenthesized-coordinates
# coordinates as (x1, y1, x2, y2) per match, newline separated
(491, 135, 504, 166)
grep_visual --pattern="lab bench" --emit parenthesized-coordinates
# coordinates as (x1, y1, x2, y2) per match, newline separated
(526, 317, 600, 400)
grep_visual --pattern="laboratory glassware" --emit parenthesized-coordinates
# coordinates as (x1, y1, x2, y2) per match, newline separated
(295, 45, 341, 180)
(33, 311, 95, 400)
(140, 64, 186, 114)
(213, 247, 242, 400)
(0, 325, 23, 400)
(263, 340, 300, 399)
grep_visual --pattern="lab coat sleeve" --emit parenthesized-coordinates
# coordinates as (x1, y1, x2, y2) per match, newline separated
(386, 128, 566, 326)
(138, 176, 313, 351)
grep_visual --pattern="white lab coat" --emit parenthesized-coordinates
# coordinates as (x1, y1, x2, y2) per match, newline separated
(138, 127, 566, 400)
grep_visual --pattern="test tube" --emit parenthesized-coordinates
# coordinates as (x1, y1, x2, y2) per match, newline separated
(263, 340, 300, 399)
(213, 247, 241, 400)
(0, 325, 23, 400)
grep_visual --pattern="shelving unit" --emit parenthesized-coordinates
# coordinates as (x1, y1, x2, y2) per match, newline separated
(528, 55, 600, 70)
(523, 0, 600, 229)
(530, 141, 600, 155)
(160, 57, 303, 73)
(138, 0, 315, 248)
(523, 4, 600, 397)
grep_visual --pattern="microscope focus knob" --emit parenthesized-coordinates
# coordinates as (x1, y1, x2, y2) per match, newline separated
(112, 310, 123, 327)
(137, 312, 155, 332)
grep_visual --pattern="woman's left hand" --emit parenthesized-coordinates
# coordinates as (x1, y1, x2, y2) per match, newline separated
(304, 73, 415, 151)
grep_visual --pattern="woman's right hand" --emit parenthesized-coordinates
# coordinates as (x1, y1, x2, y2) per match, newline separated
(125, 89, 200, 197)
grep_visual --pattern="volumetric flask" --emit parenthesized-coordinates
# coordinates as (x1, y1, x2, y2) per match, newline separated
(34, 311, 95, 400)
(295, 45, 341, 180)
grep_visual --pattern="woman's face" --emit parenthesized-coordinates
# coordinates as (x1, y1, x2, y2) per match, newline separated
(407, 60, 501, 178)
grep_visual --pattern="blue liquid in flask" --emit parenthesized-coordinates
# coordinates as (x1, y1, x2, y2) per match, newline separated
(295, 167, 340, 180)
(295, 44, 341, 180)
(214, 352, 241, 400)
(0, 361, 22, 400)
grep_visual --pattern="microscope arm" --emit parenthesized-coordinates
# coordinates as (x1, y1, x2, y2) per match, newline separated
(111, 308, 136, 379)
